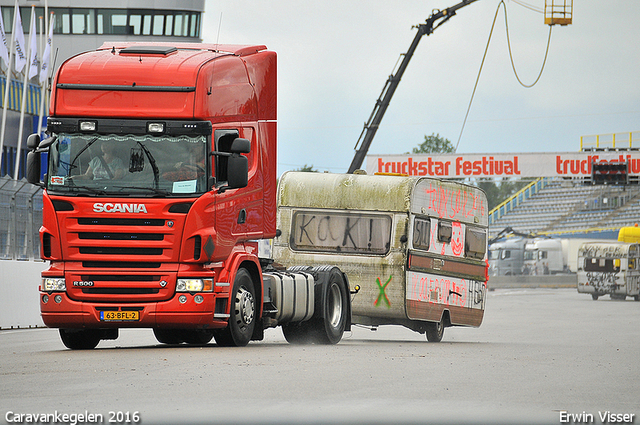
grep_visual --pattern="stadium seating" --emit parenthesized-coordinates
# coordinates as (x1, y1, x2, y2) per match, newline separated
(489, 179, 640, 239)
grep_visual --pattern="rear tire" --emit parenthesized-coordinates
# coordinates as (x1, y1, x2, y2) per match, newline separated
(59, 329, 101, 350)
(425, 320, 445, 343)
(214, 268, 256, 347)
(281, 321, 312, 344)
(309, 268, 348, 345)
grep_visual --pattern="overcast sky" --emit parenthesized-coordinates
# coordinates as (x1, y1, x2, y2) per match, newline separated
(201, 0, 640, 176)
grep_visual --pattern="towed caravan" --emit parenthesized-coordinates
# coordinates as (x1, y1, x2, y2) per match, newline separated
(272, 172, 489, 342)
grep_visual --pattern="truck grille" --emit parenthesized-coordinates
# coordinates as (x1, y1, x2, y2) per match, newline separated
(60, 211, 185, 302)
(64, 216, 178, 263)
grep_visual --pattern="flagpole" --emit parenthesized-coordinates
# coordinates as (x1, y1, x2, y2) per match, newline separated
(37, 11, 51, 138)
(14, 6, 35, 180)
(0, 0, 19, 176)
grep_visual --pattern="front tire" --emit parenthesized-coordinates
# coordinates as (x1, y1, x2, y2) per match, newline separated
(59, 329, 101, 350)
(153, 328, 183, 344)
(214, 268, 256, 347)
(182, 329, 214, 345)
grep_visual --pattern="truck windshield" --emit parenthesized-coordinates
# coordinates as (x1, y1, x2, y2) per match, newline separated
(46, 133, 209, 196)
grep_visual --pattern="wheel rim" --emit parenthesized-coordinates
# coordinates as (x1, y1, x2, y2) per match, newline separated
(235, 285, 255, 328)
(327, 283, 343, 328)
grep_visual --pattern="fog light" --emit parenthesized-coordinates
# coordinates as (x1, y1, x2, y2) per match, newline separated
(54, 295, 62, 303)
(179, 295, 187, 304)
(194, 295, 204, 304)
(42, 294, 49, 303)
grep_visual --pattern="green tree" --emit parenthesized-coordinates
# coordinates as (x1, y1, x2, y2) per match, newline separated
(294, 164, 318, 172)
(412, 133, 455, 154)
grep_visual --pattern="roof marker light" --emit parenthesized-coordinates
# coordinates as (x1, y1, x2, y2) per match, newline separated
(79, 121, 96, 132)
(147, 122, 165, 133)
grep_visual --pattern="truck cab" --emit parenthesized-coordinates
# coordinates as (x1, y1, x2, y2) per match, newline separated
(27, 43, 350, 349)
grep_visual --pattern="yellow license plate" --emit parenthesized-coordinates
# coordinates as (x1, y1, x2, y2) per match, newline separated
(100, 311, 139, 321)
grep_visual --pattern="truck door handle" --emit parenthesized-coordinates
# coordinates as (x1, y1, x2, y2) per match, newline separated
(238, 209, 246, 224)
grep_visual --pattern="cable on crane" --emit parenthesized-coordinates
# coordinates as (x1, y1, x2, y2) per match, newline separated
(454, 0, 553, 152)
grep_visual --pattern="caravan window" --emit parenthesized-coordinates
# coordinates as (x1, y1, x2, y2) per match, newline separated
(584, 258, 620, 273)
(438, 221, 452, 243)
(466, 226, 486, 260)
(412, 217, 430, 251)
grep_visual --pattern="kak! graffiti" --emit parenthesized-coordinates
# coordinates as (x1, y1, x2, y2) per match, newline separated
(292, 211, 392, 255)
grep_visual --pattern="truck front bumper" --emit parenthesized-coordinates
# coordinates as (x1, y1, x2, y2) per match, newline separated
(40, 291, 229, 329)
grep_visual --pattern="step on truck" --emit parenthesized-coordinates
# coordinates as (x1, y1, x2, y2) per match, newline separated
(272, 171, 489, 342)
(25, 42, 351, 349)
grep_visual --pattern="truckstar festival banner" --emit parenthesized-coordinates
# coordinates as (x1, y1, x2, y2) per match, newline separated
(367, 152, 640, 179)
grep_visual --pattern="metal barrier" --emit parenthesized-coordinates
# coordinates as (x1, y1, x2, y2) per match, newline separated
(0, 176, 42, 260)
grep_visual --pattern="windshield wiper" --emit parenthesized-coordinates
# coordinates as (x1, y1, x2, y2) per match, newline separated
(69, 136, 100, 171)
(64, 184, 108, 195)
(135, 141, 160, 188)
(113, 186, 169, 196)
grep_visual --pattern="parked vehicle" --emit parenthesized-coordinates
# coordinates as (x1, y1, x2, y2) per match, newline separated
(577, 241, 640, 301)
(488, 238, 528, 276)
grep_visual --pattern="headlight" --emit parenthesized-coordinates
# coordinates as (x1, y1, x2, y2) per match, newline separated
(42, 278, 66, 292)
(176, 278, 213, 292)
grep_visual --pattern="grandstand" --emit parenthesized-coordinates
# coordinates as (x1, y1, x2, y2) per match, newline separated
(488, 178, 640, 240)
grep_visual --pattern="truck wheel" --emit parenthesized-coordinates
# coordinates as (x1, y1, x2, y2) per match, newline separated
(182, 329, 214, 345)
(281, 322, 312, 344)
(310, 269, 348, 345)
(425, 320, 444, 343)
(59, 329, 101, 350)
(153, 328, 184, 344)
(214, 268, 256, 347)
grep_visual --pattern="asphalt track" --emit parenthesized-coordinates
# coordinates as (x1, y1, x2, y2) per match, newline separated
(1, 287, 638, 425)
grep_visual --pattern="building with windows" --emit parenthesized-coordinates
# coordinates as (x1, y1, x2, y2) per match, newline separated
(0, 0, 205, 178)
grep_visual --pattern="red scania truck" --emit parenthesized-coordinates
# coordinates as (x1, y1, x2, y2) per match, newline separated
(25, 42, 351, 349)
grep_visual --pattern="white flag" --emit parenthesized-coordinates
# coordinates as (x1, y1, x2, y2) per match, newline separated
(40, 14, 53, 84)
(0, 11, 9, 68)
(27, 9, 37, 79)
(13, 5, 26, 73)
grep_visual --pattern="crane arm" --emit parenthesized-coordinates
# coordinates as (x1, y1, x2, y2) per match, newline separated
(347, 0, 481, 174)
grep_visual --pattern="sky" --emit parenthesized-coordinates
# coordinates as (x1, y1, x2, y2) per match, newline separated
(201, 0, 640, 177)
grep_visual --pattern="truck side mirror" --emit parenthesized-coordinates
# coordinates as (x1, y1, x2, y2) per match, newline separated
(26, 151, 42, 186)
(226, 153, 248, 190)
(230, 138, 250, 154)
(27, 133, 40, 150)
